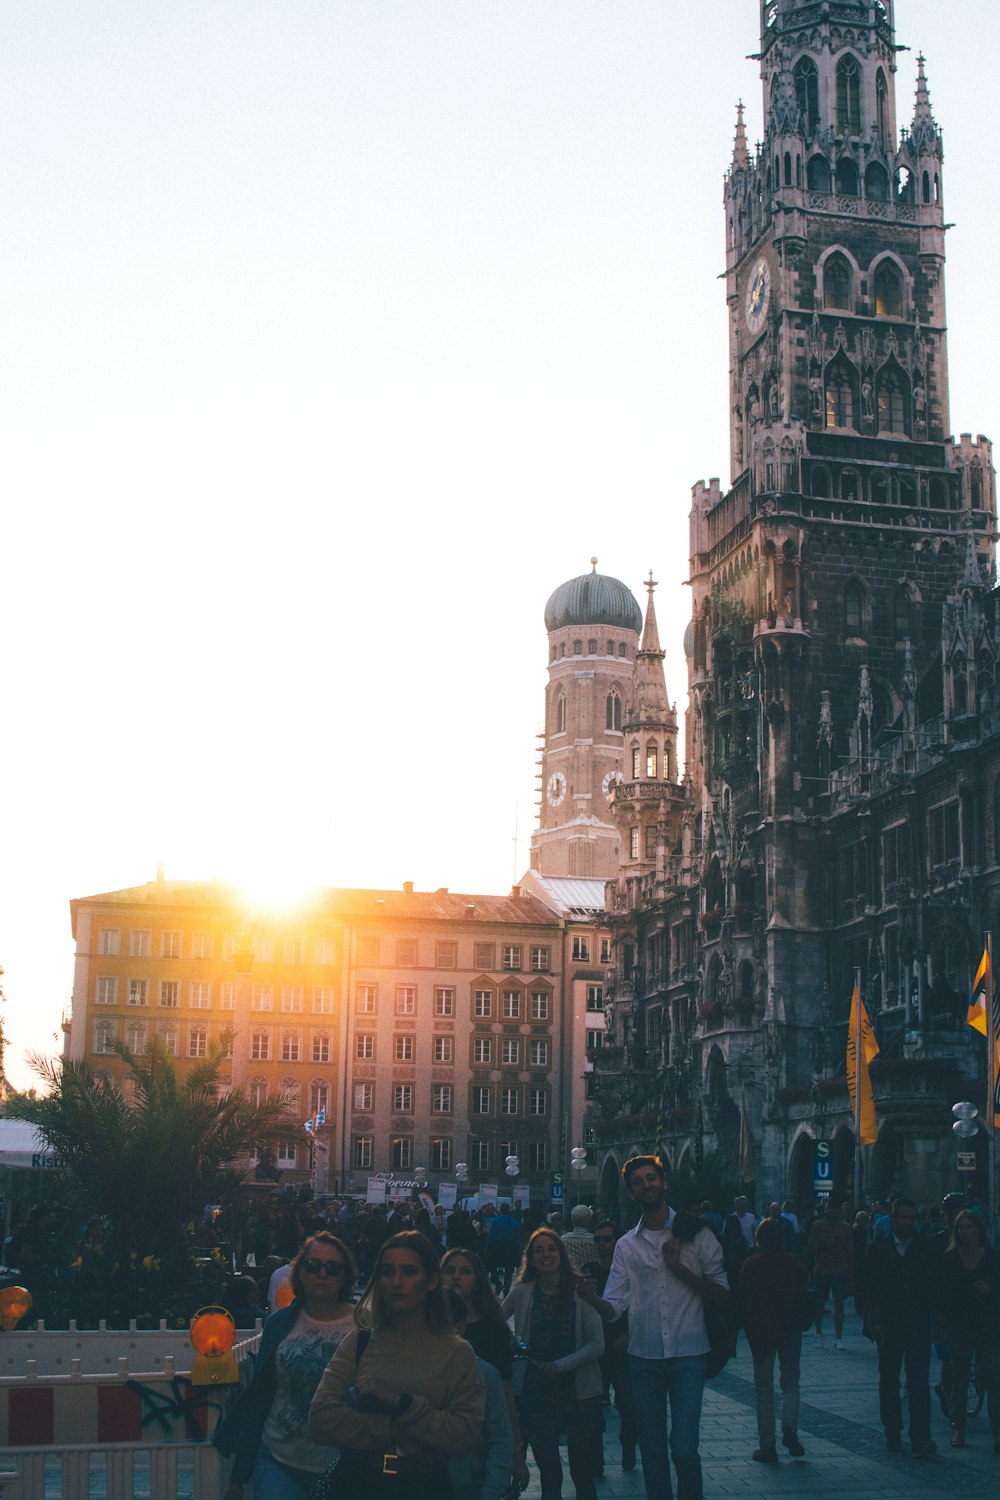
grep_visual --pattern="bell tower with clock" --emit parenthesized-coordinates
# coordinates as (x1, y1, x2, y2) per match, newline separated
(530, 560, 643, 880)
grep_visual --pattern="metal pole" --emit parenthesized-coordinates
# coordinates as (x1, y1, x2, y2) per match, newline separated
(853, 966, 862, 1209)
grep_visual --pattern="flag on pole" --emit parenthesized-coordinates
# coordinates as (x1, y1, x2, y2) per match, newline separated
(846, 983, 880, 1146)
(969, 947, 990, 1035)
(739, 1089, 755, 1183)
(304, 1107, 326, 1135)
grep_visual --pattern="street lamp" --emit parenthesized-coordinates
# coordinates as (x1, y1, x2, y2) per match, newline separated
(570, 1146, 588, 1206)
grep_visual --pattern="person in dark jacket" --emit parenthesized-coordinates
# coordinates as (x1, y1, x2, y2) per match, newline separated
(940, 1209, 1000, 1451)
(864, 1196, 938, 1458)
(738, 1218, 807, 1462)
(213, 1232, 358, 1499)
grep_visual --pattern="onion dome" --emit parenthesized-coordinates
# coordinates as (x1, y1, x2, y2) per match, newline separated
(544, 558, 642, 634)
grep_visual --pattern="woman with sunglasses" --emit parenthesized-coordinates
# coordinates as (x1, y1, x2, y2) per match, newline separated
(309, 1230, 485, 1498)
(502, 1227, 604, 1500)
(214, 1231, 358, 1499)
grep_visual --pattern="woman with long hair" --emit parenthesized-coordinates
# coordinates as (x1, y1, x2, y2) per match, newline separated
(214, 1232, 358, 1500)
(941, 1209, 1000, 1451)
(442, 1248, 530, 1490)
(502, 1228, 604, 1500)
(309, 1230, 485, 1498)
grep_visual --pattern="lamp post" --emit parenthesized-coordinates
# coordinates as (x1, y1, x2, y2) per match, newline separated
(570, 1146, 588, 1207)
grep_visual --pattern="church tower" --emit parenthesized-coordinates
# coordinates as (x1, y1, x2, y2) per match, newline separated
(531, 561, 642, 880)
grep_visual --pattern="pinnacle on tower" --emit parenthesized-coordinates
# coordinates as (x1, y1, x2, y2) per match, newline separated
(731, 101, 750, 171)
(908, 53, 942, 157)
(961, 527, 984, 592)
(640, 571, 663, 657)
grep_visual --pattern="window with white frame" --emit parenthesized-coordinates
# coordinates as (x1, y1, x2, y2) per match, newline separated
(356, 1034, 375, 1060)
(256, 936, 275, 962)
(281, 986, 304, 1013)
(354, 1136, 373, 1169)
(190, 982, 212, 1009)
(159, 980, 179, 1008)
(281, 1032, 301, 1062)
(276, 1142, 297, 1167)
(473, 1037, 492, 1064)
(130, 929, 151, 958)
(472, 1085, 490, 1114)
(98, 928, 121, 956)
(221, 935, 237, 960)
(396, 985, 417, 1015)
(528, 1141, 547, 1172)
(249, 1077, 267, 1107)
(586, 1028, 604, 1053)
(473, 1140, 490, 1170)
(394, 1035, 414, 1062)
(96, 977, 118, 1005)
(283, 937, 304, 964)
(600, 937, 611, 963)
(435, 941, 457, 969)
(354, 1082, 374, 1111)
(310, 1082, 330, 1115)
(434, 1034, 455, 1063)
(161, 931, 182, 959)
(391, 1136, 413, 1169)
(529, 1087, 548, 1116)
(430, 1137, 452, 1170)
(501, 1038, 520, 1066)
(499, 1139, 518, 1163)
(530, 1039, 550, 1067)
(221, 1032, 234, 1059)
(500, 1086, 518, 1114)
(191, 934, 214, 960)
(219, 983, 235, 1011)
(128, 978, 148, 1007)
(281, 1077, 299, 1108)
(125, 1019, 147, 1053)
(312, 987, 334, 1014)
(502, 945, 522, 970)
(94, 1019, 117, 1053)
(530, 946, 550, 971)
(188, 1028, 208, 1058)
(435, 987, 455, 1017)
(311, 1033, 331, 1063)
(502, 990, 521, 1019)
(314, 939, 336, 965)
(474, 990, 493, 1018)
(357, 985, 378, 1013)
(572, 936, 590, 962)
(432, 1084, 453, 1113)
(250, 1031, 270, 1061)
(392, 1083, 413, 1112)
(157, 1022, 178, 1056)
(586, 984, 604, 1012)
(251, 985, 273, 1012)
(531, 992, 550, 1021)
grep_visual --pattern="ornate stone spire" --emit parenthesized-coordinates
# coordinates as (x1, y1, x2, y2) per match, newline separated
(908, 54, 942, 157)
(731, 101, 750, 172)
(961, 526, 983, 592)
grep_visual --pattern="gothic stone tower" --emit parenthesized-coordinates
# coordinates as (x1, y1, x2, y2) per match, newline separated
(531, 561, 642, 880)
(683, 0, 997, 1193)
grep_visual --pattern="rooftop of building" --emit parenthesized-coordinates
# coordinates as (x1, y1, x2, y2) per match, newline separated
(544, 559, 642, 635)
(519, 870, 609, 919)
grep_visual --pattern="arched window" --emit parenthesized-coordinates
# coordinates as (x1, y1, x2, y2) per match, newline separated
(894, 587, 912, 639)
(588, 639, 597, 655)
(895, 166, 914, 203)
(865, 162, 889, 201)
(823, 254, 852, 310)
(922, 170, 931, 204)
(794, 57, 819, 134)
(876, 69, 889, 148)
(835, 157, 859, 195)
(876, 365, 908, 434)
(825, 357, 857, 430)
(874, 261, 903, 317)
(646, 744, 657, 778)
(631, 744, 641, 779)
(618, 642, 627, 658)
(555, 694, 566, 734)
(807, 155, 831, 192)
(837, 56, 862, 135)
(606, 690, 622, 731)
(845, 583, 863, 637)
(573, 639, 582, 656)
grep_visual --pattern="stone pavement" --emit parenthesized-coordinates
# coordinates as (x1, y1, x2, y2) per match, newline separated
(519, 1308, 1000, 1499)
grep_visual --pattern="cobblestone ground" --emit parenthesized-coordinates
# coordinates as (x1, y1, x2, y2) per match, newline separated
(520, 1308, 1000, 1500)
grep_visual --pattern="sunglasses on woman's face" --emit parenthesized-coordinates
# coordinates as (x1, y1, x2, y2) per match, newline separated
(301, 1258, 346, 1277)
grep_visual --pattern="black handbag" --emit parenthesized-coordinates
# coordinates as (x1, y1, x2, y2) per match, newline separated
(312, 1449, 453, 1500)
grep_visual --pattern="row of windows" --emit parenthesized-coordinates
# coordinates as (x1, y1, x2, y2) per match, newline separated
(550, 639, 630, 663)
(96, 928, 335, 965)
(355, 1080, 549, 1116)
(822, 254, 903, 317)
(92, 1019, 336, 1064)
(94, 978, 338, 1014)
(357, 985, 553, 1020)
(630, 744, 671, 780)
(807, 466, 951, 510)
(790, 55, 886, 144)
(353, 1136, 549, 1173)
(841, 802, 964, 910)
(356, 1032, 551, 1067)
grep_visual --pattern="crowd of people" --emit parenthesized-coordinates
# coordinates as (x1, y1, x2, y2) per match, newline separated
(8, 1171, 1000, 1499)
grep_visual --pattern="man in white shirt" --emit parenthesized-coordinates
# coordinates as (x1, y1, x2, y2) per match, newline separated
(579, 1155, 728, 1500)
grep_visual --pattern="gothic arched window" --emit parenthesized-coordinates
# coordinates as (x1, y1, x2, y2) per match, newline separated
(874, 260, 903, 317)
(807, 155, 831, 192)
(835, 157, 859, 196)
(631, 744, 641, 779)
(794, 57, 819, 134)
(606, 690, 622, 731)
(646, 744, 657, 778)
(894, 586, 913, 640)
(823, 254, 852, 310)
(825, 356, 857, 430)
(837, 56, 862, 135)
(555, 694, 566, 734)
(845, 583, 863, 637)
(865, 162, 889, 201)
(876, 68, 889, 149)
(876, 365, 908, 434)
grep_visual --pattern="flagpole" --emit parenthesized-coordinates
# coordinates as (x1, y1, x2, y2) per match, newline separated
(988, 930, 995, 1232)
(853, 967, 862, 1209)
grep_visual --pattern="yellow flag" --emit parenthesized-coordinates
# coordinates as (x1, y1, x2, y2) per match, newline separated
(846, 984, 879, 1146)
(969, 947, 990, 1036)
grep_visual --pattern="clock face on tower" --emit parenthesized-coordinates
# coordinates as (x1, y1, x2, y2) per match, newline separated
(546, 772, 566, 807)
(602, 770, 623, 802)
(744, 256, 770, 337)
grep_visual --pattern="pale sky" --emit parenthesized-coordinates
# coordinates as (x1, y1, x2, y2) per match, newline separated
(2, 1, 997, 1091)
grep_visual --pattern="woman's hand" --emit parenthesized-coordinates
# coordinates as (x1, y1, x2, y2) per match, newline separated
(514, 1453, 531, 1487)
(354, 1372, 401, 1412)
(536, 1361, 560, 1379)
